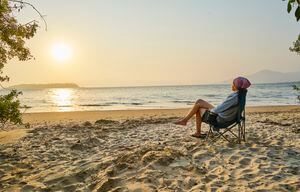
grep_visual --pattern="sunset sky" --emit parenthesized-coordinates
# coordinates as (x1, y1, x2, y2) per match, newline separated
(5, 0, 300, 87)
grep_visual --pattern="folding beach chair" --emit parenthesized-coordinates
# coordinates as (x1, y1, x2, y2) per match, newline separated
(206, 90, 247, 144)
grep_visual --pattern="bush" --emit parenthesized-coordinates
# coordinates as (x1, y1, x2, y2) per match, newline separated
(292, 84, 300, 102)
(0, 89, 23, 128)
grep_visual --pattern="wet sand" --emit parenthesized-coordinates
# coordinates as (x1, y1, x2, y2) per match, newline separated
(21, 105, 300, 124)
(0, 106, 299, 191)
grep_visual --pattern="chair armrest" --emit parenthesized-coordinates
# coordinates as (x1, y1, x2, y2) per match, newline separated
(208, 111, 218, 116)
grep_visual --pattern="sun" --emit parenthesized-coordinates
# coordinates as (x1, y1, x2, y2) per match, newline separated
(52, 43, 72, 61)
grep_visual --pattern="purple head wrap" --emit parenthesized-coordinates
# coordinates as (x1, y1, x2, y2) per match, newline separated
(233, 77, 251, 90)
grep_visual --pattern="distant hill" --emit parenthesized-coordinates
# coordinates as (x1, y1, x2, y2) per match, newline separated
(9, 83, 80, 89)
(223, 70, 300, 84)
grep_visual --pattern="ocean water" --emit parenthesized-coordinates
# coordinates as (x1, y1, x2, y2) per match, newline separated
(1, 82, 299, 113)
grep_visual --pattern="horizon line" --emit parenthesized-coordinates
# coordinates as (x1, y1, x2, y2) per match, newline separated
(7, 81, 300, 90)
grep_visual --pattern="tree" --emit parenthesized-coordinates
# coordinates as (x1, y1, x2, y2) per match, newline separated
(0, 89, 22, 128)
(285, 0, 300, 54)
(289, 34, 300, 54)
(0, 0, 42, 128)
(292, 84, 300, 102)
(287, 0, 300, 21)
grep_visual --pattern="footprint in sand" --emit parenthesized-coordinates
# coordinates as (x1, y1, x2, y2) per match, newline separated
(248, 147, 259, 152)
(21, 185, 36, 191)
(192, 151, 214, 164)
(228, 154, 240, 164)
(240, 173, 256, 180)
(183, 176, 197, 189)
(239, 157, 251, 167)
(126, 182, 156, 192)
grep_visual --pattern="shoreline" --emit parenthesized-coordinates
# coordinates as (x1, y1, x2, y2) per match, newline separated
(22, 105, 300, 124)
(24, 105, 300, 114)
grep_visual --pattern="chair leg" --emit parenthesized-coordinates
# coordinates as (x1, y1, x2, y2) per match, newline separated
(206, 125, 213, 141)
(226, 128, 240, 143)
(219, 133, 231, 142)
(243, 121, 246, 142)
(211, 129, 232, 143)
(228, 129, 239, 140)
(238, 124, 241, 143)
(206, 122, 246, 144)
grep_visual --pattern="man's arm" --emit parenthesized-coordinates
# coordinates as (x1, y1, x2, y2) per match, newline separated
(211, 93, 238, 114)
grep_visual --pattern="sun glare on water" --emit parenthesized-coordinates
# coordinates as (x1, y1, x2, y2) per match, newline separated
(51, 89, 74, 111)
(52, 43, 72, 62)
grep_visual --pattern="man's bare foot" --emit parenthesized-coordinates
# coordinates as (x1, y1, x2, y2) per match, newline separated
(191, 132, 207, 139)
(174, 119, 187, 126)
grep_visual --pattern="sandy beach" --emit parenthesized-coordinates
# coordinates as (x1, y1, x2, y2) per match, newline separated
(0, 106, 299, 191)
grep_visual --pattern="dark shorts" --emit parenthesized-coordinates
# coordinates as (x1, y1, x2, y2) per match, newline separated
(201, 110, 218, 125)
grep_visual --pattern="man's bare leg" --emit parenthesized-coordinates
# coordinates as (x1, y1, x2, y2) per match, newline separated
(195, 109, 202, 135)
(174, 99, 214, 126)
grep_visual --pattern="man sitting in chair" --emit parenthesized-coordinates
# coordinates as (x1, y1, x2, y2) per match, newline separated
(174, 77, 251, 139)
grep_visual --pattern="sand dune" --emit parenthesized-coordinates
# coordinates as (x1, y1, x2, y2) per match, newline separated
(0, 107, 299, 191)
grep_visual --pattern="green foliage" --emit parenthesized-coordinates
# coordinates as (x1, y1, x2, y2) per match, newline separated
(293, 84, 300, 91)
(285, 0, 300, 54)
(286, 0, 300, 21)
(289, 34, 300, 54)
(0, 0, 40, 128)
(0, 89, 22, 127)
(292, 84, 300, 102)
(0, 0, 38, 76)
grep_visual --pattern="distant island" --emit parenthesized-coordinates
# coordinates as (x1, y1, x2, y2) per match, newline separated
(9, 83, 80, 89)
(222, 70, 300, 84)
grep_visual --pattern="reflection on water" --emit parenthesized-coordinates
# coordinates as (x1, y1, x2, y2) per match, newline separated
(51, 89, 74, 111)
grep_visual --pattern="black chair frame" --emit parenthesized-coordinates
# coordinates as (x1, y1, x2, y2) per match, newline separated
(206, 90, 247, 144)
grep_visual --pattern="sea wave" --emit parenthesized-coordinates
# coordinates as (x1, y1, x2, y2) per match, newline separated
(172, 100, 194, 105)
(79, 104, 111, 107)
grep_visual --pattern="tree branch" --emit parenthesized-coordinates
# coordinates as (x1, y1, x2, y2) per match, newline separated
(8, 0, 47, 30)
